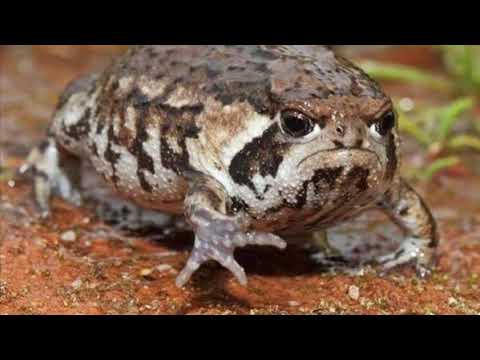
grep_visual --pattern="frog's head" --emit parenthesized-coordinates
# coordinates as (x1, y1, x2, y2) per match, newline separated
(226, 47, 399, 219)
(276, 94, 398, 180)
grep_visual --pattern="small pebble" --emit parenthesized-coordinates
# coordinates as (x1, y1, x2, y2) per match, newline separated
(288, 301, 300, 307)
(7, 180, 15, 188)
(71, 278, 82, 290)
(34, 237, 47, 247)
(154, 251, 178, 258)
(448, 297, 458, 306)
(156, 264, 173, 272)
(140, 268, 153, 277)
(348, 285, 360, 301)
(60, 230, 77, 242)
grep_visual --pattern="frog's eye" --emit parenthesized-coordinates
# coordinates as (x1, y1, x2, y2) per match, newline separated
(280, 110, 314, 138)
(369, 110, 396, 138)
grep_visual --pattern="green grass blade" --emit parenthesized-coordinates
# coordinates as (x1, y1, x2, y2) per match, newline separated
(418, 156, 461, 182)
(360, 61, 453, 92)
(436, 45, 480, 94)
(448, 134, 480, 151)
(436, 97, 475, 142)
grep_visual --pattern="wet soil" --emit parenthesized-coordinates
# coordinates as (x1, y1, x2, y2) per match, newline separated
(0, 45, 479, 314)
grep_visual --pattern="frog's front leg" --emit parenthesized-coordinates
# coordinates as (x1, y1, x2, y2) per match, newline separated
(20, 137, 82, 218)
(175, 176, 287, 287)
(376, 177, 438, 278)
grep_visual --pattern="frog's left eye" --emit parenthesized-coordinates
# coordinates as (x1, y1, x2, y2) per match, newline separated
(280, 110, 314, 138)
(370, 110, 396, 138)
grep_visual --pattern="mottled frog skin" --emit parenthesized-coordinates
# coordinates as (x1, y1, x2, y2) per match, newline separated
(23, 45, 438, 287)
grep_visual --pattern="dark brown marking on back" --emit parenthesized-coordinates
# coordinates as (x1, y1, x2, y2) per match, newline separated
(62, 108, 91, 141)
(104, 124, 121, 186)
(206, 80, 277, 117)
(125, 87, 156, 193)
(156, 102, 204, 176)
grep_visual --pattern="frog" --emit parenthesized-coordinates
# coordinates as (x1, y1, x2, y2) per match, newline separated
(21, 45, 438, 287)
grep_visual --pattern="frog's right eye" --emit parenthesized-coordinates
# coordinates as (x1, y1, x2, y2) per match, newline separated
(280, 110, 314, 138)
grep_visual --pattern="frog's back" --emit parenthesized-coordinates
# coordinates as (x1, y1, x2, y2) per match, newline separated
(103, 45, 382, 112)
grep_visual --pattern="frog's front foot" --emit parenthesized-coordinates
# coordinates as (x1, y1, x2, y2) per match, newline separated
(176, 175, 286, 287)
(176, 208, 286, 287)
(375, 237, 436, 278)
(21, 137, 82, 218)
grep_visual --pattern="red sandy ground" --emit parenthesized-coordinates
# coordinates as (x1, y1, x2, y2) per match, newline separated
(0, 45, 479, 314)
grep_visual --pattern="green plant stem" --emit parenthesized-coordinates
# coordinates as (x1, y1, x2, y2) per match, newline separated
(418, 156, 460, 182)
(436, 97, 475, 142)
(360, 61, 453, 92)
(448, 135, 480, 151)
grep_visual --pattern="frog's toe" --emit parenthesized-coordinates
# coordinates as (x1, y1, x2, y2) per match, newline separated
(311, 252, 350, 266)
(310, 252, 359, 275)
(376, 237, 435, 278)
(175, 244, 205, 288)
(176, 234, 247, 287)
(414, 262, 433, 279)
(234, 231, 287, 249)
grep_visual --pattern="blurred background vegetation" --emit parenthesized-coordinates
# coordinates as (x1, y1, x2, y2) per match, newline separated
(339, 45, 480, 182)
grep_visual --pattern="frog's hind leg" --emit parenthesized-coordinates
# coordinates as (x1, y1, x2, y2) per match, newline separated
(92, 193, 178, 233)
(20, 137, 82, 218)
(77, 162, 179, 234)
(375, 177, 438, 278)
(307, 230, 357, 270)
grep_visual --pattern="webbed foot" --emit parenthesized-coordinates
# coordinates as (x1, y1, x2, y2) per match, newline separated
(376, 236, 436, 278)
(176, 209, 286, 287)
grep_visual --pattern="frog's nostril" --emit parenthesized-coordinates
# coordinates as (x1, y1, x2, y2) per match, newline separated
(335, 125, 345, 136)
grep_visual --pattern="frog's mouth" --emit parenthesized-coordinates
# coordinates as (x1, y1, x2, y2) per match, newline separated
(297, 147, 381, 168)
